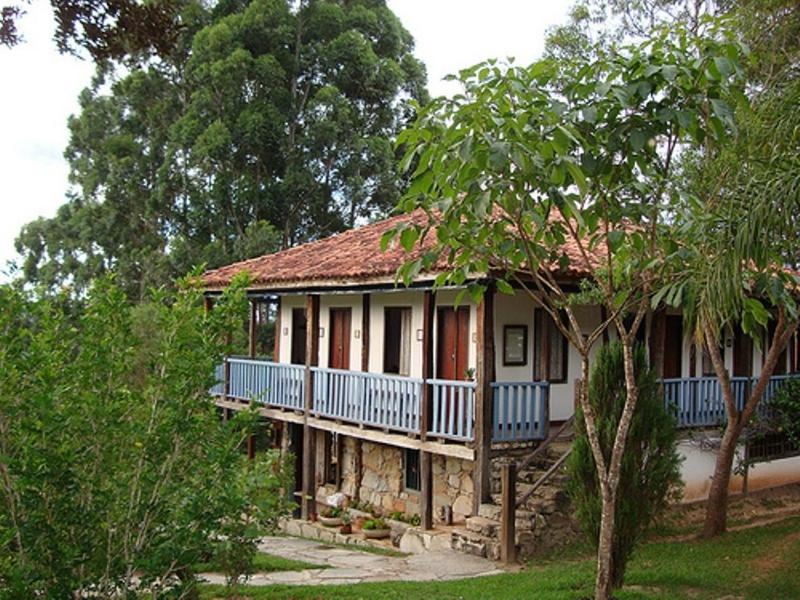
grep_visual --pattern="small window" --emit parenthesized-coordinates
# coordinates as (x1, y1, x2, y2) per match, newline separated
(384, 307, 412, 376)
(533, 309, 568, 383)
(404, 448, 420, 491)
(503, 325, 528, 366)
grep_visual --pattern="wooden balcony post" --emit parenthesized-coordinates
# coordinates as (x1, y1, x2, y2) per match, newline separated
(301, 294, 320, 519)
(361, 293, 370, 372)
(273, 296, 282, 361)
(500, 462, 517, 564)
(474, 283, 495, 513)
(420, 289, 435, 530)
(248, 299, 257, 358)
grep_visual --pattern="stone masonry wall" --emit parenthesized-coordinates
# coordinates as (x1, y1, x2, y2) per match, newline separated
(316, 435, 475, 523)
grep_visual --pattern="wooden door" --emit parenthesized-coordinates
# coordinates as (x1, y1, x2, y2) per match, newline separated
(291, 308, 307, 365)
(329, 308, 352, 370)
(662, 315, 683, 379)
(734, 327, 753, 377)
(436, 306, 470, 380)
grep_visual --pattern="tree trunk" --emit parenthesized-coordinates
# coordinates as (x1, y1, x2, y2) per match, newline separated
(595, 482, 616, 600)
(702, 419, 741, 537)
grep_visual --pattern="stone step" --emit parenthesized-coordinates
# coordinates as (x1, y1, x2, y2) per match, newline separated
(450, 528, 500, 561)
(398, 526, 453, 554)
(465, 515, 498, 537)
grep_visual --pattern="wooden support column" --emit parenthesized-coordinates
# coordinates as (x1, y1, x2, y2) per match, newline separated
(248, 299, 257, 358)
(361, 293, 370, 372)
(273, 296, 282, 361)
(246, 299, 258, 458)
(353, 438, 363, 501)
(301, 294, 320, 519)
(474, 284, 495, 512)
(500, 462, 517, 564)
(334, 434, 343, 490)
(420, 290, 435, 530)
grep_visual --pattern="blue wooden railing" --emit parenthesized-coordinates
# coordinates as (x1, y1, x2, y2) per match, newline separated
(492, 381, 549, 442)
(212, 358, 549, 442)
(661, 374, 794, 428)
(312, 367, 423, 434)
(428, 378, 476, 441)
(224, 357, 305, 410)
(211, 358, 798, 441)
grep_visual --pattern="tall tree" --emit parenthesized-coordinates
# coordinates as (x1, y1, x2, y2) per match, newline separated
(14, 0, 428, 300)
(1, 0, 182, 61)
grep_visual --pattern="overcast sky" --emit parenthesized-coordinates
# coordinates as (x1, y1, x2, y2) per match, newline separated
(0, 0, 573, 276)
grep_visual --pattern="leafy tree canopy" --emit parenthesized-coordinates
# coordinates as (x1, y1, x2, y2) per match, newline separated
(1, 0, 182, 61)
(14, 0, 428, 300)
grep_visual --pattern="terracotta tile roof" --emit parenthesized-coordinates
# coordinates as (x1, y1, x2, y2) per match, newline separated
(202, 211, 441, 290)
(202, 209, 601, 291)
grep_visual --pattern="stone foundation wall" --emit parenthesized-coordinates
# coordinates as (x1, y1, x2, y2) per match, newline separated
(313, 435, 475, 523)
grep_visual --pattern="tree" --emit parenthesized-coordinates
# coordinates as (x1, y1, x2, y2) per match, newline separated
(14, 0, 428, 300)
(0, 273, 293, 597)
(569, 341, 682, 589)
(387, 28, 743, 599)
(0, 0, 182, 61)
(549, 0, 800, 541)
(661, 59, 800, 539)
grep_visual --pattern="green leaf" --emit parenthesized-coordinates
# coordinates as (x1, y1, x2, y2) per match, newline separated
(380, 229, 395, 252)
(399, 227, 419, 252)
(607, 230, 624, 252)
(496, 279, 514, 295)
(565, 162, 588, 197)
(630, 129, 647, 151)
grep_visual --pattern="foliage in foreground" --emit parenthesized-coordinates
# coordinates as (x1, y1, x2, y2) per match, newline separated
(0, 274, 292, 598)
(568, 342, 682, 589)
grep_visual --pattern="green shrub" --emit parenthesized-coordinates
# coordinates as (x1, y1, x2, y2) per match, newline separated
(0, 275, 292, 598)
(770, 377, 800, 445)
(363, 517, 388, 531)
(567, 341, 683, 589)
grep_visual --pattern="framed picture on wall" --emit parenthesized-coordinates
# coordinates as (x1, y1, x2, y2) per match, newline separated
(503, 325, 528, 366)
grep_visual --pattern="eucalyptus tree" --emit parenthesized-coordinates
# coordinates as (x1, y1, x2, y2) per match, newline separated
(387, 29, 744, 599)
(14, 0, 428, 300)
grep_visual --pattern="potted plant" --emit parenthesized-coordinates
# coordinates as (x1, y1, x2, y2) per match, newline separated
(319, 506, 343, 527)
(339, 512, 352, 535)
(361, 517, 390, 540)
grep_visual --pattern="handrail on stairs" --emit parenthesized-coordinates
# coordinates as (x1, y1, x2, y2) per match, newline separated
(499, 413, 575, 564)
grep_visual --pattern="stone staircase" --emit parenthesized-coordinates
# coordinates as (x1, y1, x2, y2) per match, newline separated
(450, 438, 580, 561)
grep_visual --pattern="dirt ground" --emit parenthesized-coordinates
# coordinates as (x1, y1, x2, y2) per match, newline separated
(661, 482, 800, 538)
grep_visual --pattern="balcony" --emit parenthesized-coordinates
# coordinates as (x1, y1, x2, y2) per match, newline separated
(662, 374, 794, 428)
(211, 357, 549, 444)
(212, 358, 797, 440)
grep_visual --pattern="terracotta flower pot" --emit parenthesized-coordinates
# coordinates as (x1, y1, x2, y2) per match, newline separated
(339, 523, 352, 534)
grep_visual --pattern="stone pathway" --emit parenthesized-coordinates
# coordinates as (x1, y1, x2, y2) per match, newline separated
(199, 535, 504, 587)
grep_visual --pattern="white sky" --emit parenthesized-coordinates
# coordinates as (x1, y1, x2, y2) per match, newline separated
(0, 0, 573, 276)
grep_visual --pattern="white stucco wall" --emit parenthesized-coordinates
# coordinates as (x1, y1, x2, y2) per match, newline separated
(679, 439, 800, 502)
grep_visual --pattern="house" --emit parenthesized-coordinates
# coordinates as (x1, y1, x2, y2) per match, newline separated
(202, 210, 800, 529)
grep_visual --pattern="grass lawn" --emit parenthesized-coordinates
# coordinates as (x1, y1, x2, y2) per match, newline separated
(200, 516, 800, 599)
(195, 552, 325, 574)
